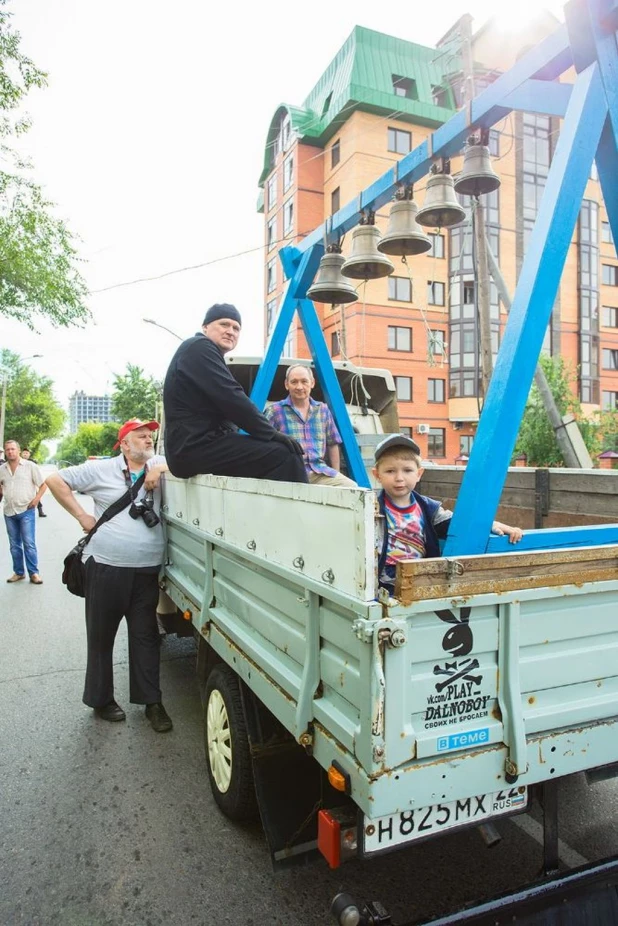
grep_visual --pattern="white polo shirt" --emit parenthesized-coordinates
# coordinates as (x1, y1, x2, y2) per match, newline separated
(59, 454, 166, 568)
(0, 459, 44, 516)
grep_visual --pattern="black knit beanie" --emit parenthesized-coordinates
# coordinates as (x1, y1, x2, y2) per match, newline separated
(203, 303, 242, 326)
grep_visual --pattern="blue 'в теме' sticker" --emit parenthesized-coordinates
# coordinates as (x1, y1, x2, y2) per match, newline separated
(437, 728, 490, 752)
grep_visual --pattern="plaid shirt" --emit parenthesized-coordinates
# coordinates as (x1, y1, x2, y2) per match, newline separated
(265, 397, 342, 476)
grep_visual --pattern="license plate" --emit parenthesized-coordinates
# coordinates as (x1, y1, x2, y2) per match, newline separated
(363, 787, 527, 855)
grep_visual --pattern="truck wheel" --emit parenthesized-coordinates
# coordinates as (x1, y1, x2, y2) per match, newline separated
(204, 664, 258, 821)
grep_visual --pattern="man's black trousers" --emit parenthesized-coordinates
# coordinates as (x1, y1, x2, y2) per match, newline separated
(83, 559, 161, 708)
(176, 432, 309, 482)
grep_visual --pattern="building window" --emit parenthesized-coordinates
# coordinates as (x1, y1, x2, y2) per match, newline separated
(400, 426, 412, 438)
(429, 329, 446, 354)
(395, 376, 412, 401)
(428, 428, 445, 457)
(282, 331, 294, 359)
(267, 173, 277, 211)
(331, 139, 340, 169)
(460, 435, 474, 455)
(331, 331, 341, 356)
(283, 155, 293, 193)
(427, 281, 445, 305)
(429, 233, 445, 259)
(322, 91, 333, 117)
(602, 264, 618, 285)
(388, 326, 412, 351)
(488, 130, 500, 157)
(267, 217, 277, 250)
(432, 85, 449, 107)
(387, 127, 412, 155)
(266, 298, 278, 335)
(428, 378, 445, 403)
(283, 199, 294, 236)
(603, 348, 618, 369)
(267, 259, 277, 293)
(331, 187, 340, 214)
(602, 306, 618, 327)
(392, 75, 418, 100)
(602, 390, 618, 409)
(579, 200, 600, 403)
(602, 221, 614, 245)
(388, 276, 412, 302)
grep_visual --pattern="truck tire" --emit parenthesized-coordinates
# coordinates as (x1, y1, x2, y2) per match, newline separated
(204, 664, 258, 821)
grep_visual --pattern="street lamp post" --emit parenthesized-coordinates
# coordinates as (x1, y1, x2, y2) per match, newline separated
(143, 318, 182, 341)
(0, 354, 43, 450)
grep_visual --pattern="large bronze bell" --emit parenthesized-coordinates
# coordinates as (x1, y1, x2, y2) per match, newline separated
(455, 143, 501, 197)
(417, 173, 467, 228)
(377, 200, 432, 256)
(341, 225, 394, 280)
(307, 248, 358, 304)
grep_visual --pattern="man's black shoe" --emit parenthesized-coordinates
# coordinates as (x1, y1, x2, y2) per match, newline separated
(145, 702, 173, 733)
(94, 700, 126, 722)
(39, 512, 47, 518)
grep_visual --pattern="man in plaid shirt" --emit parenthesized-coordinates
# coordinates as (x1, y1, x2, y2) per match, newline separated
(265, 365, 357, 487)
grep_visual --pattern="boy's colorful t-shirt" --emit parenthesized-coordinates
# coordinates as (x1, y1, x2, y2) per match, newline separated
(384, 494, 426, 563)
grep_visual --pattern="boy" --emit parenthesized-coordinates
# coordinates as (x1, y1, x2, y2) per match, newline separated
(373, 434, 523, 595)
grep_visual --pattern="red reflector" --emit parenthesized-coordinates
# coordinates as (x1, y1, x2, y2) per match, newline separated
(317, 809, 341, 869)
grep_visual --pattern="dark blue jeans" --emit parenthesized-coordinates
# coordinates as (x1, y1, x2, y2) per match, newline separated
(4, 508, 39, 576)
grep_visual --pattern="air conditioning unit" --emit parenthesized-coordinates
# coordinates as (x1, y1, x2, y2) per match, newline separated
(416, 423, 430, 435)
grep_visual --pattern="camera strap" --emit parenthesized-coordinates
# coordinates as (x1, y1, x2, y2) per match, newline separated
(79, 471, 146, 552)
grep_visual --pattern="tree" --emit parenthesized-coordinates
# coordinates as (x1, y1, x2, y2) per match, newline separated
(514, 356, 600, 466)
(56, 421, 119, 466)
(596, 408, 618, 453)
(1, 349, 65, 453)
(0, 2, 88, 327)
(111, 364, 161, 423)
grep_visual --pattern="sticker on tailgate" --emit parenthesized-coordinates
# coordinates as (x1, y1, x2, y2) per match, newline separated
(424, 607, 492, 731)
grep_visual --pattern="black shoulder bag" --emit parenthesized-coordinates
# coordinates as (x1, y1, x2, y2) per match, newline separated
(62, 473, 146, 597)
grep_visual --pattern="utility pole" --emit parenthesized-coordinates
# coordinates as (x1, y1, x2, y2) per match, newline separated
(0, 375, 6, 451)
(485, 238, 593, 468)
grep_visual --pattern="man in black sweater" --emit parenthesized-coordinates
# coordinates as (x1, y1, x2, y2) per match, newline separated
(163, 304, 308, 483)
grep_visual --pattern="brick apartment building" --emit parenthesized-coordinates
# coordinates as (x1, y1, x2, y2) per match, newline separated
(258, 14, 618, 464)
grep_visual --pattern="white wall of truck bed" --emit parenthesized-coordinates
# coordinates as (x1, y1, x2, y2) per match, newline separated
(163, 474, 378, 601)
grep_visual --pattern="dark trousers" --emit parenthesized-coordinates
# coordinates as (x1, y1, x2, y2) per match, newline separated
(83, 559, 161, 708)
(178, 433, 309, 482)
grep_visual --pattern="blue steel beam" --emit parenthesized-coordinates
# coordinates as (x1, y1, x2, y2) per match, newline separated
(485, 525, 618, 553)
(503, 80, 572, 117)
(443, 62, 608, 556)
(296, 26, 572, 255)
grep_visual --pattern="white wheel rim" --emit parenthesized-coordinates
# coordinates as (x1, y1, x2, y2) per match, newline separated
(207, 689, 232, 793)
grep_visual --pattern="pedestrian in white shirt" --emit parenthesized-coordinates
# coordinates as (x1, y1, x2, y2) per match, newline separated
(0, 439, 46, 584)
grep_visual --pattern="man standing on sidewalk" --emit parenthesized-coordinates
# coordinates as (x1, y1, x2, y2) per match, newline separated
(0, 440, 46, 584)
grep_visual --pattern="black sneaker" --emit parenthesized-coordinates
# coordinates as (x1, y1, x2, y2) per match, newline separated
(145, 702, 173, 733)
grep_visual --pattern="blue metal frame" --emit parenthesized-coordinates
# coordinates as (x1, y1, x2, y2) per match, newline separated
(256, 0, 618, 551)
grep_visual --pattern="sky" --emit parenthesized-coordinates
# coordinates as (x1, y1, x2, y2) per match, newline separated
(4, 0, 565, 413)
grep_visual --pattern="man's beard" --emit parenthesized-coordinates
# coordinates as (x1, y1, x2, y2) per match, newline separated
(129, 447, 155, 465)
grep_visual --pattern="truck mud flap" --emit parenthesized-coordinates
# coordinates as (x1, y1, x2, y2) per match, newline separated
(332, 855, 618, 926)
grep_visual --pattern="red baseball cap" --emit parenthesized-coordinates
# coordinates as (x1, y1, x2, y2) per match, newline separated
(113, 418, 159, 450)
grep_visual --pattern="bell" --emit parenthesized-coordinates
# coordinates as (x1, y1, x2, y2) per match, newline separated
(377, 200, 432, 256)
(341, 225, 394, 280)
(307, 250, 358, 304)
(416, 173, 467, 228)
(454, 144, 501, 197)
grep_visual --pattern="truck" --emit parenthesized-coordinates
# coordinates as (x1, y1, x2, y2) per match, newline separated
(155, 358, 618, 924)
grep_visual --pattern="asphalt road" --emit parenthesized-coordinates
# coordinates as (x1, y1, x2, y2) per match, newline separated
(0, 483, 616, 926)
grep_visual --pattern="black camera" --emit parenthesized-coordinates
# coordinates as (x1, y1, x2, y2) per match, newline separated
(129, 490, 160, 528)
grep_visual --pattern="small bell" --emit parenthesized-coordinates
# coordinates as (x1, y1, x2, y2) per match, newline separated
(341, 224, 394, 280)
(454, 143, 501, 197)
(378, 199, 432, 257)
(307, 246, 358, 304)
(417, 173, 466, 229)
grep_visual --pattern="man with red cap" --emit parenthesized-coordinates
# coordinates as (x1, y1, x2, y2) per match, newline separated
(163, 303, 308, 482)
(45, 419, 173, 733)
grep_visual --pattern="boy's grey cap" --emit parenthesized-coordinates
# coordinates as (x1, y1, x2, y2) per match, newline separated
(374, 433, 421, 462)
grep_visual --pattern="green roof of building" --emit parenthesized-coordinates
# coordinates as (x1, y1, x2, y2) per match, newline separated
(259, 25, 459, 186)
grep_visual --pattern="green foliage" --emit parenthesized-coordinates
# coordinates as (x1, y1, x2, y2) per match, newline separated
(56, 421, 119, 466)
(514, 355, 600, 466)
(111, 364, 161, 423)
(0, 1, 89, 328)
(595, 408, 618, 452)
(1, 348, 64, 453)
